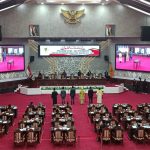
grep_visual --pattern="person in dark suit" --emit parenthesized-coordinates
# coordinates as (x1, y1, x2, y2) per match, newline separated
(62, 70, 67, 78)
(124, 52, 127, 63)
(142, 79, 148, 93)
(78, 70, 82, 78)
(60, 87, 66, 104)
(135, 80, 139, 93)
(104, 71, 110, 80)
(138, 77, 142, 93)
(88, 87, 94, 104)
(70, 86, 76, 105)
(51, 88, 58, 105)
(86, 70, 92, 77)
(38, 71, 42, 79)
(132, 79, 136, 91)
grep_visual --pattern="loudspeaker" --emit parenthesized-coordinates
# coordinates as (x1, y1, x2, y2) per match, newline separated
(0, 26, 2, 41)
(141, 26, 150, 41)
(104, 55, 109, 62)
(30, 56, 34, 63)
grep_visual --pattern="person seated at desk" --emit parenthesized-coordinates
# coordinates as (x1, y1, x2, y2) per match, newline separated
(78, 70, 82, 78)
(86, 70, 92, 77)
(38, 71, 42, 79)
(61, 70, 67, 79)
(27, 102, 35, 111)
(104, 71, 110, 80)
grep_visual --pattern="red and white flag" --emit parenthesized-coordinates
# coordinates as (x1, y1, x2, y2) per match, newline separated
(26, 64, 32, 78)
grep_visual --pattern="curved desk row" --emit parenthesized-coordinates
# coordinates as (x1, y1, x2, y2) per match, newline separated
(19, 84, 124, 95)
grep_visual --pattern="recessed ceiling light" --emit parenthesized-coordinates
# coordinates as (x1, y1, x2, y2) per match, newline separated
(139, 0, 150, 6)
(125, 4, 150, 16)
(0, 0, 7, 3)
(0, 4, 18, 12)
(41, 2, 44, 5)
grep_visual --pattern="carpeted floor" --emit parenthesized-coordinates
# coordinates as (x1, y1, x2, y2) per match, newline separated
(0, 90, 150, 150)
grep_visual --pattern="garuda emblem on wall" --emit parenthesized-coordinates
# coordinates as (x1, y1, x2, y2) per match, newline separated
(61, 9, 85, 24)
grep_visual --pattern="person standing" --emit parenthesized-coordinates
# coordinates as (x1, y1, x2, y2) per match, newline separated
(2, 50, 6, 62)
(60, 87, 66, 104)
(51, 88, 58, 105)
(79, 87, 85, 105)
(142, 79, 148, 93)
(132, 79, 136, 91)
(88, 87, 94, 104)
(124, 52, 127, 63)
(96, 88, 103, 104)
(129, 50, 133, 61)
(70, 86, 76, 105)
(118, 52, 122, 63)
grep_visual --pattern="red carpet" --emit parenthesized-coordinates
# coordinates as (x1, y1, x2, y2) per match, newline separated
(0, 91, 150, 150)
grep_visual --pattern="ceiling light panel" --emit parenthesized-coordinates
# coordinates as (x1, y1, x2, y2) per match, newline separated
(139, 0, 150, 6)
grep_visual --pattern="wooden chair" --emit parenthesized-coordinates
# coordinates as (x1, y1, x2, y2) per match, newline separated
(145, 129, 150, 143)
(133, 127, 145, 143)
(101, 128, 111, 143)
(66, 120, 73, 128)
(112, 127, 123, 144)
(65, 129, 76, 144)
(14, 130, 25, 146)
(52, 129, 63, 144)
(26, 129, 38, 145)
(0, 124, 5, 135)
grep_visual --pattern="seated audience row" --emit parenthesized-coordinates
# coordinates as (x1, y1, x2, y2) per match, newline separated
(0, 104, 17, 135)
(51, 104, 76, 145)
(113, 103, 150, 143)
(88, 104, 124, 144)
(14, 102, 45, 146)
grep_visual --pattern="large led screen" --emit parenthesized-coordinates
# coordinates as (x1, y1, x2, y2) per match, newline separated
(39, 45, 100, 57)
(0, 45, 25, 73)
(115, 44, 150, 72)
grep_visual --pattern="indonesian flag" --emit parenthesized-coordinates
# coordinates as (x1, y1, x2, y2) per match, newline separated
(26, 64, 32, 78)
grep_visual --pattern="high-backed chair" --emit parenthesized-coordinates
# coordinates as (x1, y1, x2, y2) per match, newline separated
(145, 129, 150, 143)
(112, 127, 123, 144)
(101, 127, 111, 143)
(52, 129, 63, 144)
(26, 129, 38, 145)
(14, 130, 25, 146)
(133, 127, 145, 143)
(65, 129, 76, 144)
